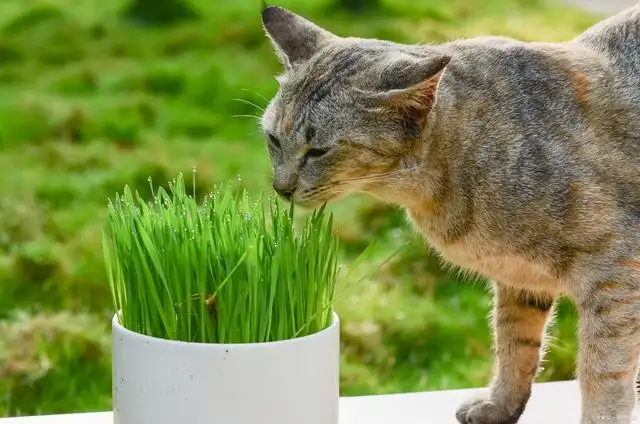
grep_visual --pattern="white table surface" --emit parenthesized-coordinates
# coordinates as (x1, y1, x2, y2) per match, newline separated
(1, 380, 637, 423)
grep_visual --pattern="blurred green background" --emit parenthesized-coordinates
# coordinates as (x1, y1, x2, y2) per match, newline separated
(0, 0, 599, 417)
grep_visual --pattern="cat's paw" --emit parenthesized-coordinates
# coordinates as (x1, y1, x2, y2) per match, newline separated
(455, 398, 522, 424)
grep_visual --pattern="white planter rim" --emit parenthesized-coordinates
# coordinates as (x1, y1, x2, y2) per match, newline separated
(112, 310, 339, 348)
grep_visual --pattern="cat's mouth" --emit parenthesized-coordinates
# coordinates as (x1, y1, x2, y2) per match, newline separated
(289, 187, 342, 209)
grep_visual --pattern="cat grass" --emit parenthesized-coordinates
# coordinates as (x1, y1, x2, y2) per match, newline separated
(102, 172, 338, 344)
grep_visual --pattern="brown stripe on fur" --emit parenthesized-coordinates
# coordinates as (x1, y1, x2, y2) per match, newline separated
(283, 118, 293, 136)
(515, 337, 542, 349)
(596, 280, 625, 291)
(574, 232, 616, 255)
(597, 370, 637, 382)
(518, 292, 555, 312)
(567, 67, 591, 109)
(592, 316, 640, 339)
(594, 295, 640, 316)
(621, 260, 640, 271)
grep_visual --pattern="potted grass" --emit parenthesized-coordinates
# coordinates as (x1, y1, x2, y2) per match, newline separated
(103, 173, 340, 424)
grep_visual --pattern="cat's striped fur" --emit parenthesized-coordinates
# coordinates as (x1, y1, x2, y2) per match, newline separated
(260, 4, 640, 423)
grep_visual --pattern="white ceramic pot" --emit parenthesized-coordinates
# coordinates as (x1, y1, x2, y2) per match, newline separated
(112, 312, 340, 424)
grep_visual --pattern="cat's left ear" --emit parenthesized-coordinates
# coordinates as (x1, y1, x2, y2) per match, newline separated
(371, 55, 451, 126)
(262, 6, 337, 69)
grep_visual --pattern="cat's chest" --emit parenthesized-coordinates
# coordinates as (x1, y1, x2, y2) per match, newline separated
(409, 212, 563, 293)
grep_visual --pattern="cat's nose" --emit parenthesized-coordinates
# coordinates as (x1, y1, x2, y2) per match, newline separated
(273, 168, 298, 201)
(274, 187, 295, 201)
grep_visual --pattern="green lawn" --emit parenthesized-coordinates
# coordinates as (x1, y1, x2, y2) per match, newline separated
(0, 0, 597, 417)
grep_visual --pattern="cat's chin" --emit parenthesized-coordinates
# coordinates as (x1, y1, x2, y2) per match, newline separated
(291, 199, 330, 210)
(292, 193, 340, 209)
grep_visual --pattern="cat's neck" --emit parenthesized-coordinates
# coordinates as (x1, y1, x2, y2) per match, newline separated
(362, 155, 443, 212)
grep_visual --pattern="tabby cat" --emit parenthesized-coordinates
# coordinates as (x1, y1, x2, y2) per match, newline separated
(260, 4, 640, 424)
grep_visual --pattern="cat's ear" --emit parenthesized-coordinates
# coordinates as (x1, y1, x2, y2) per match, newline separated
(372, 55, 451, 125)
(261, 5, 336, 69)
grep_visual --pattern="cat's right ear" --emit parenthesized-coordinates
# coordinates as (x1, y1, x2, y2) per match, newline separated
(367, 55, 451, 128)
(261, 5, 336, 69)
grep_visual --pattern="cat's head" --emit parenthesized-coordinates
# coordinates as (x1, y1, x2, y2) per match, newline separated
(260, 6, 450, 207)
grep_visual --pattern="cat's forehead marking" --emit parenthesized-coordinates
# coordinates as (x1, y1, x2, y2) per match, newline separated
(278, 93, 312, 141)
(271, 97, 295, 137)
(283, 117, 294, 136)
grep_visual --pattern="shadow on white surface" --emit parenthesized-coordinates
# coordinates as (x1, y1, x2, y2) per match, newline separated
(0, 381, 612, 424)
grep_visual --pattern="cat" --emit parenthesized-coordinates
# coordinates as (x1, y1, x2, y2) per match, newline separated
(259, 4, 640, 424)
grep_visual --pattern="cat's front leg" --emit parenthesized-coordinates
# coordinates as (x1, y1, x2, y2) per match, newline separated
(573, 276, 640, 424)
(456, 283, 556, 424)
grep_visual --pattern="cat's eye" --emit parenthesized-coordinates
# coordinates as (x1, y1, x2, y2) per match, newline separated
(267, 134, 281, 149)
(304, 148, 330, 159)
(301, 147, 330, 166)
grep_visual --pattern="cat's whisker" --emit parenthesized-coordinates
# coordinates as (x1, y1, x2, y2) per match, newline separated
(301, 184, 348, 203)
(239, 88, 269, 103)
(332, 172, 394, 186)
(232, 114, 262, 120)
(232, 98, 265, 112)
